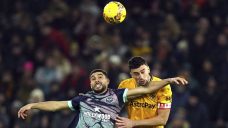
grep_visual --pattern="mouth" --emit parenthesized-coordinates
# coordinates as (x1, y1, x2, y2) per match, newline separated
(94, 83, 103, 90)
(138, 80, 146, 85)
(95, 83, 102, 88)
(92, 83, 106, 93)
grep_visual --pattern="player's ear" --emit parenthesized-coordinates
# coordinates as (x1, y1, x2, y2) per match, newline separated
(107, 78, 110, 84)
(129, 71, 133, 76)
(146, 65, 150, 73)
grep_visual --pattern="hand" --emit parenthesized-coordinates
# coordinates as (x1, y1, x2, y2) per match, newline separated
(167, 77, 188, 85)
(18, 104, 33, 119)
(115, 116, 134, 128)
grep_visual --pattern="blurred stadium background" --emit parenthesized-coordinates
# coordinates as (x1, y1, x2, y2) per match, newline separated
(0, 0, 227, 128)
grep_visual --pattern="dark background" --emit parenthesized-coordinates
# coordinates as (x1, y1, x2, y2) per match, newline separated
(0, 0, 227, 127)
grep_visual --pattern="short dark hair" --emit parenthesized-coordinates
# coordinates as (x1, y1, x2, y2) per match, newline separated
(128, 56, 147, 70)
(90, 69, 108, 78)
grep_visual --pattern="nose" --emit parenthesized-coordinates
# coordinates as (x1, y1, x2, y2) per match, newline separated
(95, 79, 100, 83)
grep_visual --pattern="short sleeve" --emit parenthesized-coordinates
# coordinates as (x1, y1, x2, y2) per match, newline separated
(68, 96, 84, 111)
(118, 80, 126, 89)
(157, 85, 172, 109)
(114, 89, 128, 106)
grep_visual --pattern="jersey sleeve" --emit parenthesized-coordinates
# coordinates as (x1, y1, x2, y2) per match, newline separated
(67, 96, 84, 111)
(118, 80, 127, 89)
(114, 89, 128, 106)
(157, 85, 172, 109)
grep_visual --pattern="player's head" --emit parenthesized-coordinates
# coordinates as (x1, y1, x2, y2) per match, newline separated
(90, 69, 110, 93)
(128, 56, 151, 86)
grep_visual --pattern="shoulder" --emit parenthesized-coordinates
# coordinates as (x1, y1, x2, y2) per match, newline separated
(72, 93, 90, 101)
(157, 84, 172, 97)
(152, 76, 172, 93)
(110, 88, 127, 94)
(158, 85, 172, 93)
(152, 76, 162, 81)
(152, 76, 171, 89)
(118, 78, 135, 89)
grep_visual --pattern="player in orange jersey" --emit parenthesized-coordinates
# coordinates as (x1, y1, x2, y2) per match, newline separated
(116, 56, 177, 128)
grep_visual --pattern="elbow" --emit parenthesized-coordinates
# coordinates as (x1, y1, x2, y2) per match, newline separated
(154, 120, 167, 126)
(51, 106, 60, 112)
(53, 106, 62, 112)
(161, 118, 169, 125)
(157, 116, 168, 125)
(160, 119, 168, 125)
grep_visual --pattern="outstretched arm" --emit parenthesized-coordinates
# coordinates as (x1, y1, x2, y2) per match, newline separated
(18, 101, 68, 119)
(126, 77, 187, 99)
(116, 77, 182, 127)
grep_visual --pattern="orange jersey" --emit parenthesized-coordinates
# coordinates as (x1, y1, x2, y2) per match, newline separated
(118, 76, 172, 128)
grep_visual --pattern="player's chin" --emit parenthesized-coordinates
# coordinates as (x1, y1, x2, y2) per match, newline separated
(93, 88, 105, 93)
(138, 81, 147, 86)
(92, 86, 105, 93)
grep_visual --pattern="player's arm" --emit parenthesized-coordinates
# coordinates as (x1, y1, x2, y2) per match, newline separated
(126, 77, 187, 99)
(135, 109, 170, 126)
(116, 109, 170, 127)
(116, 85, 173, 127)
(18, 101, 68, 119)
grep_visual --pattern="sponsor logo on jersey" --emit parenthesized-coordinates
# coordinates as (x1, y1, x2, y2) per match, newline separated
(128, 101, 156, 109)
(83, 106, 111, 122)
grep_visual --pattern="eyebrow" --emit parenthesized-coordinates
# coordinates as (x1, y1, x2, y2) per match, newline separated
(97, 73, 104, 76)
(140, 69, 145, 72)
(132, 69, 145, 73)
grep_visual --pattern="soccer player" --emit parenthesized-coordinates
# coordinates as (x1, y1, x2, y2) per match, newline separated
(117, 56, 175, 128)
(18, 69, 187, 128)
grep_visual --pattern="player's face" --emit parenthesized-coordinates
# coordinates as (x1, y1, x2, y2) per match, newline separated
(130, 64, 151, 86)
(90, 72, 109, 93)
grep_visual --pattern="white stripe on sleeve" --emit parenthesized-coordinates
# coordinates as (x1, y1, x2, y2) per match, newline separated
(123, 89, 128, 103)
(67, 100, 75, 111)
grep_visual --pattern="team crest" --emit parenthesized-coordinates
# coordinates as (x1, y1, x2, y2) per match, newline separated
(165, 96, 172, 102)
(106, 97, 113, 103)
(150, 93, 156, 99)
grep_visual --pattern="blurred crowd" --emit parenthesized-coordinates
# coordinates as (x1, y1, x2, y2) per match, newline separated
(0, 0, 227, 128)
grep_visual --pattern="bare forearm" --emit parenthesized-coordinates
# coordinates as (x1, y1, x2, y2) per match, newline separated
(127, 77, 187, 98)
(147, 79, 170, 92)
(133, 116, 167, 127)
(148, 77, 188, 93)
(132, 109, 170, 127)
(30, 101, 68, 112)
(126, 79, 170, 98)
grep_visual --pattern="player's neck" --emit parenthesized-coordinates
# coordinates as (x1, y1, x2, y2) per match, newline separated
(94, 88, 108, 95)
(145, 75, 152, 87)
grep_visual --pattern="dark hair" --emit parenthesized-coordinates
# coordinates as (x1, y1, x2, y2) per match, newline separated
(90, 69, 108, 78)
(128, 56, 147, 70)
